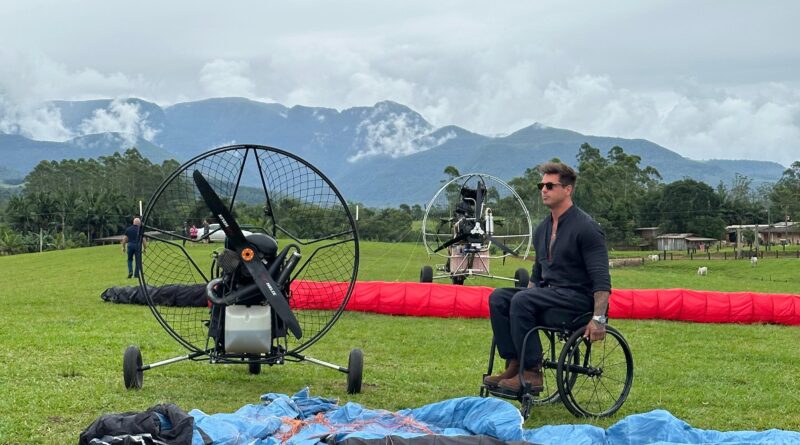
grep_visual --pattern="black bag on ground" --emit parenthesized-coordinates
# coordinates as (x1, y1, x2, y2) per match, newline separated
(101, 284, 207, 307)
(78, 403, 208, 445)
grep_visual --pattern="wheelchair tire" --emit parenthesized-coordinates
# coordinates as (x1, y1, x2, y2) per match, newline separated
(532, 331, 566, 405)
(556, 325, 633, 417)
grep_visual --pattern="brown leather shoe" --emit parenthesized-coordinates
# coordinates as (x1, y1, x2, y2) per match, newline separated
(497, 368, 543, 393)
(483, 359, 519, 387)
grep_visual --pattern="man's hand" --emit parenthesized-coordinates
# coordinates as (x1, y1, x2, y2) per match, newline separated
(584, 320, 606, 342)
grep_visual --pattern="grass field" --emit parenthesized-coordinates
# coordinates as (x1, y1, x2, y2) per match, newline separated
(0, 241, 799, 443)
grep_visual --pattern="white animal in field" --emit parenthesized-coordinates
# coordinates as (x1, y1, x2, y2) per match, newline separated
(697, 266, 708, 276)
(648, 254, 660, 261)
(751, 256, 758, 267)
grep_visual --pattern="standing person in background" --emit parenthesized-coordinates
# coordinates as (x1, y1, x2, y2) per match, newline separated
(121, 217, 147, 279)
(189, 224, 198, 244)
(203, 219, 210, 244)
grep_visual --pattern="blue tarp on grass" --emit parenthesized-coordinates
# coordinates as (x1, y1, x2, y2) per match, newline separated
(188, 389, 800, 445)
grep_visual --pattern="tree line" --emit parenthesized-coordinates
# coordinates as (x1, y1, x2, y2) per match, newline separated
(0, 144, 799, 255)
(0, 149, 179, 254)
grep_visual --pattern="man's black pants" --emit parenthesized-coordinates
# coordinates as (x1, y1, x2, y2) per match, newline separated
(488, 286, 593, 369)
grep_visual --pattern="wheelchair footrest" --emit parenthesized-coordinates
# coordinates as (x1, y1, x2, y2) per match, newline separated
(483, 384, 541, 400)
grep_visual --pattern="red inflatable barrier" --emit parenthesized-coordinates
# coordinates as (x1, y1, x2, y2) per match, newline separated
(290, 281, 800, 326)
(291, 281, 493, 318)
(609, 288, 800, 325)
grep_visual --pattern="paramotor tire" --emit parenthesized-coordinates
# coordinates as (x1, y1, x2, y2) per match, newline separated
(420, 266, 433, 283)
(347, 348, 364, 394)
(123, 345, 143, 390)
(514, 268, 530, 288)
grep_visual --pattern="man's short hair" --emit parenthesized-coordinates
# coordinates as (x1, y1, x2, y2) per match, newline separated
(538, 162, 577, 187)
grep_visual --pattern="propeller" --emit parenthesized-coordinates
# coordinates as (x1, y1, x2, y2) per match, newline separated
(433, 232, 470, 253)
(193, 170, 302, 339)
(487, 235, 519, 256)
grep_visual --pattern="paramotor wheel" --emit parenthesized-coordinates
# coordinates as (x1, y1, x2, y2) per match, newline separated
(123, 345, 143, 390)
(347, 348, 364, 394)
(514, 268, 530, 288)
(420, 266, 433, 283)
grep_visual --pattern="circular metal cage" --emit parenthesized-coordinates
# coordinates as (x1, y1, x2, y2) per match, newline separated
(422, 173, 532, 259)
(139, 145, 359, 354)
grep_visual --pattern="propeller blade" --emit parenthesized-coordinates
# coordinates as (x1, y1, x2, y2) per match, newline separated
(488, 235, 519, 257)
(193, 170, 303, 339)
(193, 171, 248, 249)
(241, 259, 303, 339)
(434, 232, 469, 253)
(475, 181, 484, 217)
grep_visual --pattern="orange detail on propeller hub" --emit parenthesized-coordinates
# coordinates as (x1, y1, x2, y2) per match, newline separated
(241, 247, 255, 261)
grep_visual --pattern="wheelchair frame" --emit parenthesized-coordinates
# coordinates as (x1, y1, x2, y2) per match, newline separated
(480, 311, 634, 418)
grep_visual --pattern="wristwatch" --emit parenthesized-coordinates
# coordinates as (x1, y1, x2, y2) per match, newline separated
(592, 315, 607, 325)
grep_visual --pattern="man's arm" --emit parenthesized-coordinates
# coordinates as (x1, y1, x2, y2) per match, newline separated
(529, 257, 542, 288)
(121, 235, 128, 252)
(585, 290, 609, 341)
(593, 290, 609, 317)
(581, 220, 611, 341)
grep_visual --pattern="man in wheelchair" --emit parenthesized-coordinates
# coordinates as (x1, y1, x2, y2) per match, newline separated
(483, 162, 611, 394)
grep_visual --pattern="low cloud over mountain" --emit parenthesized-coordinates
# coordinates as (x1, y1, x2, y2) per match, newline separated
(0, 97, 789, 206)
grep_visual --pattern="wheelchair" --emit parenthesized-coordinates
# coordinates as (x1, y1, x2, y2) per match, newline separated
(480, 308, 634, 418)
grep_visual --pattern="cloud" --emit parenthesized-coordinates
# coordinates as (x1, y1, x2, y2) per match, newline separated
(349, 104, 443, 162)
(535, 74, 800, 166)
(199, 59, 255, 98)
(79, 99, 159, 144)
(0, 96, 73, 141)
(0, 49, 154, 141)
(2, 3, 800, 166)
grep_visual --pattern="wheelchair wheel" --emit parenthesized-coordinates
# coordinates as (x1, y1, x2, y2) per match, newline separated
(556, 325, 633, 417)
(531, 331, 562, 405)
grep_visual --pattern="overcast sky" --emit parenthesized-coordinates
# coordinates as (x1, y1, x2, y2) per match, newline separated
(1, 1, 798, 166)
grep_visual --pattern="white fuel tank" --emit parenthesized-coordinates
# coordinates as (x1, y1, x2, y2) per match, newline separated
(224, 305, 272, 353)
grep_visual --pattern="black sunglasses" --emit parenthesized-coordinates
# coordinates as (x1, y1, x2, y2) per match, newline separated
(537, 182, 565, 191)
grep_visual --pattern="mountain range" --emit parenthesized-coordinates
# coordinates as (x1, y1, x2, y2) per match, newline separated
(0, 97, 788, 206)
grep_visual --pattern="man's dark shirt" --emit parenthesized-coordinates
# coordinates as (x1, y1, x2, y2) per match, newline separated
(124, 225, 141, 249)
(532, 205, 611, 297)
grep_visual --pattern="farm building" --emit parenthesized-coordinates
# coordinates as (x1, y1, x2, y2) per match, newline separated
(655, 233, 718, 251)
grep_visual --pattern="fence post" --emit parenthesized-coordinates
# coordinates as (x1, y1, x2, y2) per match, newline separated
(724, 252, 727, 260)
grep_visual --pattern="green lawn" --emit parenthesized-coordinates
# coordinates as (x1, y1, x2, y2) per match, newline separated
(0, 242, 799, 443)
